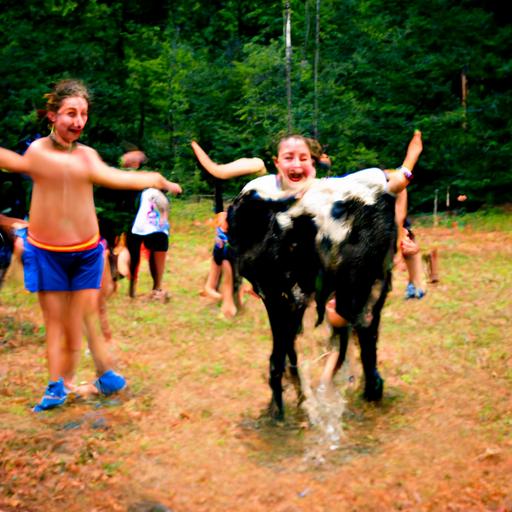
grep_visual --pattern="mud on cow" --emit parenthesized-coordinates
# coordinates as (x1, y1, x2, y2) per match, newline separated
(227, 174, 397, 419)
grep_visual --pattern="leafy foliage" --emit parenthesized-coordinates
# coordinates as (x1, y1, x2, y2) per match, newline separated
(0, 0, 511, 213)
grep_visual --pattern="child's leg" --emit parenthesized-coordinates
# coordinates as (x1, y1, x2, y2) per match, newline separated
(404, 251, 425, 299)
(319, 299, 348, 386)
(72, 289, 113, 377)
(59, 289, 102, 387)
(34, 291, 71, 411)
(79, 288, 126, 396)
(319, 350, 342, 387)
(202, 259, 222, 300)
(149, 250, 167, 291)
(115, 234, 131, 279)
(97, 295, 112, 343)
(386, 130, 423, 195)
(191, 141, 266, 180)
(99, 249, 114, 342)
(220, 260, 237, 318)
(126, 234, 142, 298)
(37, 291, 69, 382)
(405, 251, 423, 290)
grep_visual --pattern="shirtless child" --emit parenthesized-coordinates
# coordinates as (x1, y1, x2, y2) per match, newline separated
(0, 79, 182, 411)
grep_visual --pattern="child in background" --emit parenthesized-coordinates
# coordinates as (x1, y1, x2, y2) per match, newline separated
(122, 150, 173, 302)
(202, 210, 238, 318)
(394, 189, 426, 299)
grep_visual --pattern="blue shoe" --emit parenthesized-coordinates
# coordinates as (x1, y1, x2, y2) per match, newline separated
(405, 282, 416, 299)
(94, 370, 126, 396)
(415, 288, 426, 299)
(33, 378, 67, 412)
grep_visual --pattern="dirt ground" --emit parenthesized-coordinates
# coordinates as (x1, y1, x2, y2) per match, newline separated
(1, 205, 511, 512)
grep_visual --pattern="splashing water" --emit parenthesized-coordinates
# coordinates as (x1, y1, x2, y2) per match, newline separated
(299, 354, 356, 463)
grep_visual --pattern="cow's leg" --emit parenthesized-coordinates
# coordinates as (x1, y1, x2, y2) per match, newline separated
(268, 343, 287, 419)
(356, 323, 384, 401)
(265, 301, 304, 419)
(284, 309, 306, 405)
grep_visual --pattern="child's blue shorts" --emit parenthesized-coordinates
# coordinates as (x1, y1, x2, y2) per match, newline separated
(22, 237, 104, 292)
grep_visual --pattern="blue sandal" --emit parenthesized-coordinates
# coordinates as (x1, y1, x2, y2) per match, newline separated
(94, 370, 126, 396)
(33, 378, 68, 412)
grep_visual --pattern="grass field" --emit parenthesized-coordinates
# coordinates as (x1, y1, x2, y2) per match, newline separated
(1, 200, 511, 512)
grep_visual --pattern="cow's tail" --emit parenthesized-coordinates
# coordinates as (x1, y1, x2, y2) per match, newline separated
(314, 269, 334, 327)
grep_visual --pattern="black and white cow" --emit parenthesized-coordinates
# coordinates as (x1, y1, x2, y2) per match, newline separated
(227, 175, 397, 419)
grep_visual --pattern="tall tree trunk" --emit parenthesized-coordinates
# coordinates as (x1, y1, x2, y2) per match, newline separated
(138, 98, 145, 147)
(313, 0, 320, 139)
(284, 1, 293, 132)
(303, 0, 310, 59)
(461, 65, 468, 130)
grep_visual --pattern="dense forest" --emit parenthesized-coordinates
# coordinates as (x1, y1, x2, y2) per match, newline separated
(1, 0, 511, 213)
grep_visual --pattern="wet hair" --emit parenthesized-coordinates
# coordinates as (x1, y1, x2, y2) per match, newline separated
(275, 134, 322, 164)
(44, 79, 90, 113)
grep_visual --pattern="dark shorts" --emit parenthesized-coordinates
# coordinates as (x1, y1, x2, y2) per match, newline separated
(131, 232, 169, 252)
(212, 243, 233, 266)
(22, 238, 104, 292)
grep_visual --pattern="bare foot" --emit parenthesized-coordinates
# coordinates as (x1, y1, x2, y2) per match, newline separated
(242, 284, 260, 299)
(74, 382, 100, 398)
(200, 287, 222, 301)
(65, 381, 99, 399)
(402, 129, 423, 172)
(221, 301, 237, 319)
(150, 289, 170, 303)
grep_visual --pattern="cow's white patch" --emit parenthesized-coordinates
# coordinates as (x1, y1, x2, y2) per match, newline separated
(276, 211, 293, 230)
(241, 169, 388, 269)
(285, 170, 387, 267)
(241, 174, 291, 200)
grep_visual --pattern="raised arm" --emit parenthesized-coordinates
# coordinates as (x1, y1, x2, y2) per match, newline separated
(88, 151, 182, 194)
(191, 141, 266, 180)
(0, 147, 28, 174)
(385, 130, 423, 195)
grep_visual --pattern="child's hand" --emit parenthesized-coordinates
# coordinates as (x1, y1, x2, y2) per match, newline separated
(12, 220, 28, 230)
(400, 236, 419, 257)
(165, 181, 182, 195)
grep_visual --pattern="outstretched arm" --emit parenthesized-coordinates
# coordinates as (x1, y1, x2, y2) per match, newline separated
(191, 141, 266, 180)
(0, 148, 28, 174)
(88, 151, 182, 194)
(97, 167, 182, 194)
(0, 214, 28, 231)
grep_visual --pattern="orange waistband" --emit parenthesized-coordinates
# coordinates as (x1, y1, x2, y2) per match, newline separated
(27, 233, 101, 252)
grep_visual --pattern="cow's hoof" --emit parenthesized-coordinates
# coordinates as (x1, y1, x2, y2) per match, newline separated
(363, 370, 384, 402)
(268, 399, 285, 421)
